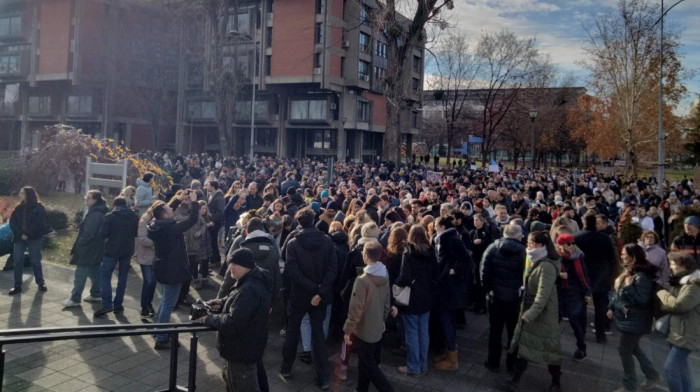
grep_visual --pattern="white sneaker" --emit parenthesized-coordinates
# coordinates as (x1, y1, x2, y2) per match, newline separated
(84, 295, 101, 303)
(63, 298, 81, 308)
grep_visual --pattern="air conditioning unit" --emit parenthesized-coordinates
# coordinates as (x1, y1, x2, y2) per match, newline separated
(341, 40, 350, 48)
(361, 75, 369, 82)
(330, 102, 337, 110)
(313, 67, 322, 75)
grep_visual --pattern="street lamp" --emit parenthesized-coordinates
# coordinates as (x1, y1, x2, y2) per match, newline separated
(229, 30, 259, 164)
(528, 109, 537, 169)
(188, 105, 195, 154)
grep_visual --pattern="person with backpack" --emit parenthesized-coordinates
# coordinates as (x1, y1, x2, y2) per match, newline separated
(608, 244, 661, 392)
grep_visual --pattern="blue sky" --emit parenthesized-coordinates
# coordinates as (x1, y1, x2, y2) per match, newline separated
(439, 0, 700, 114)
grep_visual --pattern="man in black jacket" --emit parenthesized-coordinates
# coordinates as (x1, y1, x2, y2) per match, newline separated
(207, 180, 226, 267)
(574, 213, 617, 343)
(199, 248, 273, 392)
(280, 208, 337, 390)
(94, 197, 139, 317)
(480, 223, 525, 373)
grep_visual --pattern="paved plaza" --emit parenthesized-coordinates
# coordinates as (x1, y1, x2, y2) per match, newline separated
(0, 258, 698, 392)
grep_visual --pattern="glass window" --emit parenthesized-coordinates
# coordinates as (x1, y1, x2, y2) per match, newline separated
(308, 100, 326, 120)
(412, 77, 420, 93)
(373, 66, 384, 82)
(28, 96, 51, 116)
(307, 129, 336, 149)
(0, 54, 19, 74)
(290, 100, 327, 121)
(411, 111, 418, 128)
(230, 11, 249, 34)
(316, 0, 324, 14)
(359, 33, 370, 53)
(358, 60, 369, 80)
(187, 101, 215, 119)
(290, 100, 308, 120)
(201, 101, 216, 119)
(67, 96, 92, 116)
(0, 16, 21, 37)
(360, 9, 368, 25)
(413, 55, 421, 72)
(375, 42, 387, 59)
(315, 23, 323, 44)
(255, 129, 277, 147)
(314, 53, 321, 68)
(357, 100, 369, 122)
(235, 100, 268, 121)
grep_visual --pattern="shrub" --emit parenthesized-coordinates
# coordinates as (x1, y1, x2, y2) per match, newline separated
(0, 160, 19, 196)
(44, 206, 70, 231)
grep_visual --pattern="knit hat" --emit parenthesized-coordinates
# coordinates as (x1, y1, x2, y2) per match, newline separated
(326, 201, 338, 211)
(310, 201, 321, 214)
(227, 248, 255, 269)
(320, 190, 329, 199)
(685, 215, 700, 227)
(530, 221, 550, 233)
(361, 222, 380, 239)
(556, 233, 575, 245)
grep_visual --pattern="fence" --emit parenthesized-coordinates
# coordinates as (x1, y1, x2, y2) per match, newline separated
(85, 157, 128, 194)
(0, 323, 214, 392)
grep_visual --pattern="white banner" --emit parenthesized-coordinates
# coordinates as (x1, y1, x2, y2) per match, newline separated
(4, 83, 19, 103)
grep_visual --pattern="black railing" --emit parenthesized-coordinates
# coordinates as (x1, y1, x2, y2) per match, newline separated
(0, 323, 215, 392)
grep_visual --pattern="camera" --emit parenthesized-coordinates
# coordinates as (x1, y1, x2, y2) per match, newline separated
(189, 299, 215, 321)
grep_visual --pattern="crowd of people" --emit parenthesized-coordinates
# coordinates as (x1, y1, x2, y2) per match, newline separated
(4, 151, 700, 392)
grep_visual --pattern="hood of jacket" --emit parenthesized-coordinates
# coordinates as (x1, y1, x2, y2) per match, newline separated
(238, 266, 273, 295)
(434, 227, 457, 246)
(330, 230, 349, 245)
(88, 203, 109, 216)
(136, 178, 150, 188)
(496, 237, 526, 256)
(111, 206, 135, 218)
(293, 227, 328, 250)
(148, 218, 176, 242)
(680, 270, 700, 285)
(363, 262, 389, 287)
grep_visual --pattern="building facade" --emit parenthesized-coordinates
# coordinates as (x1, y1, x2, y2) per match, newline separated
(0, 0, 423, 161)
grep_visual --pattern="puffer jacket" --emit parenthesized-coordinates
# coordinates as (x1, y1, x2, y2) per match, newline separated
(509, 257, 561, 366)
(103, 206, 139, 259)
(208, 190, 226, 226)
(70, 202, 109, 267)
(609, 271, 656, 335)
(176, 203, 209, 259)
(395, 244, 437, 315)
(657, 270, 700, 351)
(434, 228, 472, 311)
(481, 238, 526, 303)
(135, 178, 154, 216)
(240, 231, 281, 296)
(9, 202, 48, 242)
(284, 227, 337, 307)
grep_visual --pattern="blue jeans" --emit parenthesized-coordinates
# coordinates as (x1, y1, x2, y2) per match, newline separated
(301, 304, 331, 351)
(13, 239, 44, 288)
(100, 257, 130, 308)
(155, 282, 182, 342)
(440, 310, 457, 351)
(70, 265, 101, 303)
(140, 265, 157, 309)
(403, 312, 430, 373)
(664, 345, 693, 392)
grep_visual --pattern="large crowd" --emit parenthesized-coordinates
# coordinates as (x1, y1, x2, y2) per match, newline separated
(5, 151, 700, 392)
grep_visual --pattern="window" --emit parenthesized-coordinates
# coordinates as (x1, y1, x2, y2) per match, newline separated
(412, 77, 420, 93)
(358, 60, 369, 81)
(28, 96, 51, 116)
(0, 54, 19, 74)
(265, 55, 271, 75)
(359, 33, 370, 53)
(362, 132, 382, 150)
(360, 8, 369, 25)
(236, 54, 249, 77)
(357, 100, 369, 122)
(313, 53, 321, 68)
(229, 11, 249, 34)
(255, 129, 277, 147)
(0, 96, 13, 115)
(340, 57, 345, 77)
(0, 16, 21, 37)
(266, 27, 273, 47)
(290, 99, 327, 121)
(235, 100, 268, 121)
(411, 111, 419, 128)
(373, 66, 385, 82)
(413, 55, 421, 72)
(67, 96, 92, 116)
(187, 101, 215, 119)
(306, 129, 336, 149)
(0, 44, 29, 54)
(375, 42, 387, 59)
(316, 0, 324, 14)
(315, 23, 323, 44)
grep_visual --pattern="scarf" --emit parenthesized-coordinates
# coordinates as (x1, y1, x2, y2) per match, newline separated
(524, 246, 547, 278)
(559, 252, 589, 290)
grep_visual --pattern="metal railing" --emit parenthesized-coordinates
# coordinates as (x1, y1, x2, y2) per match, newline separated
(0, 323, 215, 392)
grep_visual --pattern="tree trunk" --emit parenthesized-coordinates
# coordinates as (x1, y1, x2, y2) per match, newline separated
(384, 103, 401, 164)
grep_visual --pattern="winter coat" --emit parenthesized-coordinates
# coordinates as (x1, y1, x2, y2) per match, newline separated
(208, 190, 226, 226)
(467, 226, 492, 267)
(510, 257, 561, 366)
(643, 243, 670, 288)
(365, 206, 380, 225)
(574, 228, 618, 293)
(135, 217, 155, 266)
(205, 266, 272, 364)
(135, 178, 154, 216)
(343, 264, 391, 344)
(9, 203, 49, 243)
(103, 207, 139, 259)
(330, 230, 350, 283)
(434, 228, 473, 311)
(609, 271, 656, 335)
(395, 244, 437, 314)
(70, 203, 109, 267)
(224, 194, 250, 235)
(284, 227, 337, 307)
(147, 201, 199, 284)
(671, 233, 699, 267)
(558, 250, 590, 296)
(176, 203, 210, 259)
(657, 270, 700, 351)
(481, 238, 526, 303)
(240, 231, 281, 296)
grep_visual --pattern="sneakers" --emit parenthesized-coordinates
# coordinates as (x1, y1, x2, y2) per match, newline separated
(279, 369, 292, 380)
(141, 307, 154, 317)
(298, 351, 312, 364)
(335, 366, 347, 381)
(8, 288, 21, 296)
(640, 376, 661, 390)
(114, 306, 124, 313)
(573, 349, 587, 362)
(94, 307, 114, 317)
(84, 295, 101, 303)
(592, 328, 613, 335)
(63, 298, 80, 308)
(398, 366, 423, 377)
(38, 283, 47, 292)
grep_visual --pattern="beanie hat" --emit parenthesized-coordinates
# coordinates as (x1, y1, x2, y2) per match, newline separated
(227, 248, 255, 269)
(310, 201, 321, 214)
(320, 190, 329, 199)
(326, 201, 338, 211)
(556, 233, 575, 245)
(685, 215, 700, 227)
(361, 222, 380, 239)
(530, 221, 550, 233)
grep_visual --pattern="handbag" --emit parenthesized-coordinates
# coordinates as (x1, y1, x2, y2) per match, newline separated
(392, 279, 414, 306)
(653, 315, 670, 337)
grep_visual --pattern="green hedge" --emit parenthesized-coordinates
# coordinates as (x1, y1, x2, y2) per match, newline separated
(45, 206, 70, 231)
(0, 160, 19, 196)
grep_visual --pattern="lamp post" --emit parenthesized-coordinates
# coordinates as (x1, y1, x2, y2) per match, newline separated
(188, 105, 195, 154)
(229, 30, 259, 164)
(528, 109, 537, 169)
